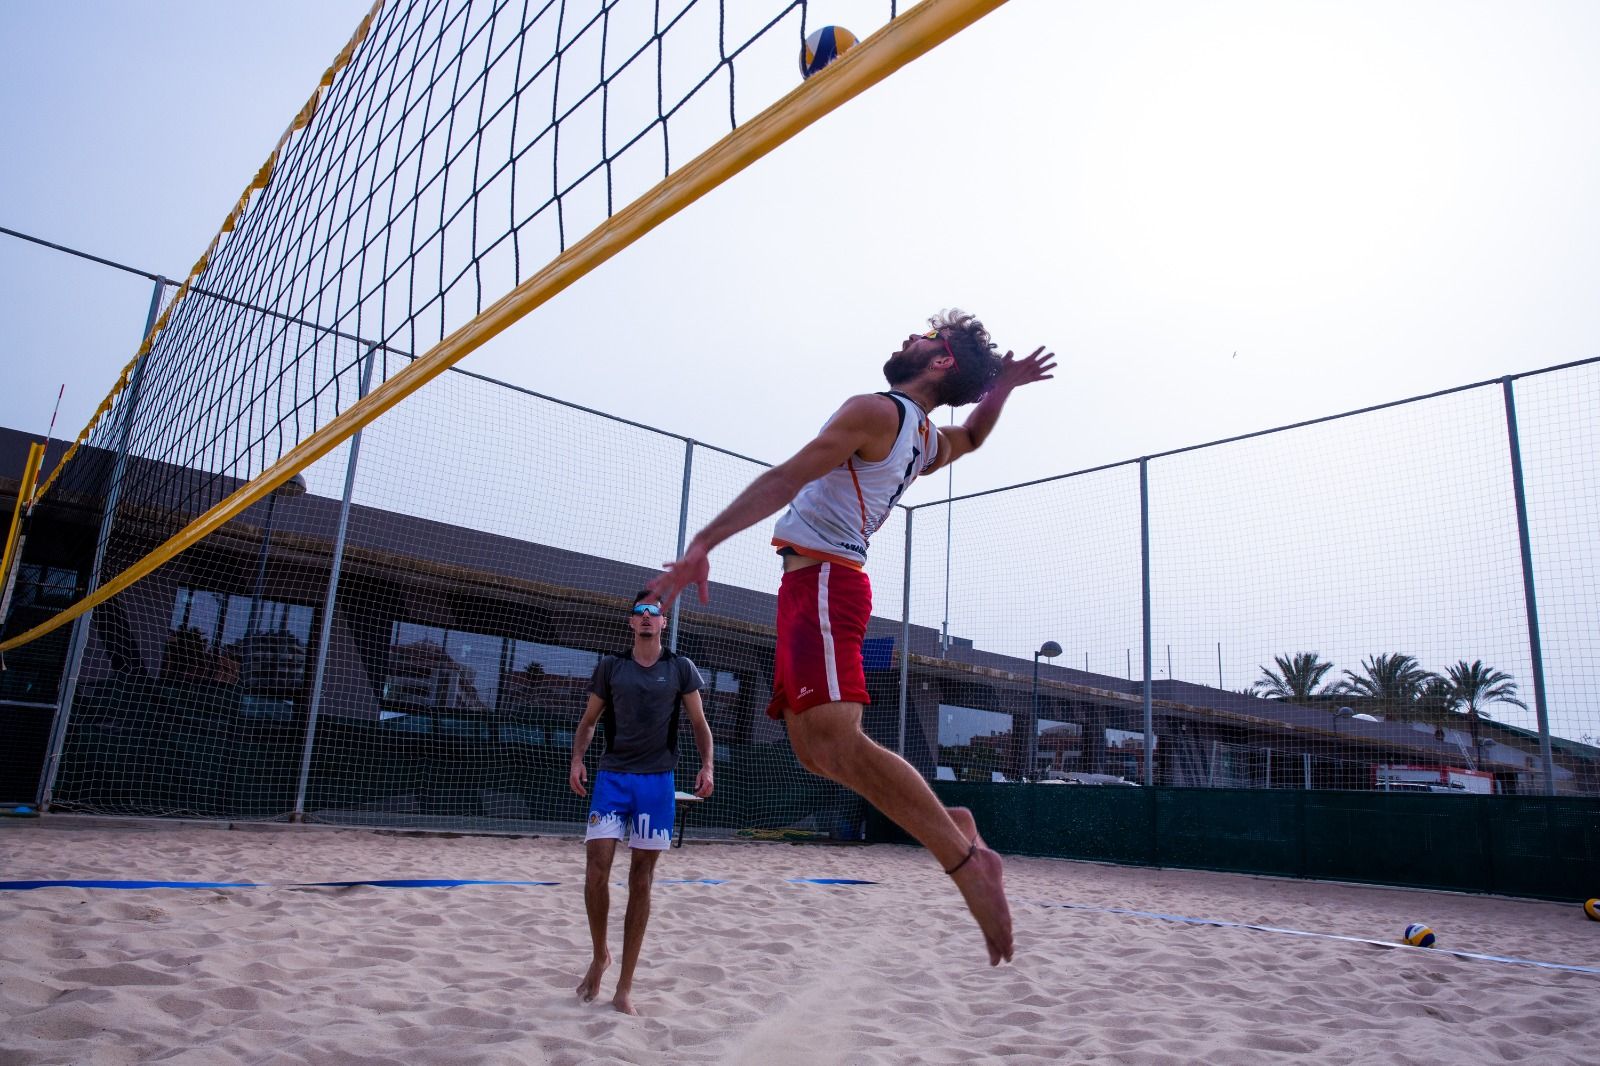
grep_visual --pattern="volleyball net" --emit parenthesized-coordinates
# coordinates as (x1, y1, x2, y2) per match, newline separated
(5, 0, 1596, 832)
(0, 0, 1004, 830)
(6, 0, 1003, 657)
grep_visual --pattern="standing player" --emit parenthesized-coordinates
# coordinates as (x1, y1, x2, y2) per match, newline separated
(569, 591, 715, 1014)
(649, 309, 1054, 966)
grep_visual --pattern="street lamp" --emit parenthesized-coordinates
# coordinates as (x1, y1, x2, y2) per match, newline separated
(1029, 640, 1062, 781)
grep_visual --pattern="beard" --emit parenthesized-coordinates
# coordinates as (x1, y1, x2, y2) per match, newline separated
(882, 348, 933, 387)
(883, 349, 989, 406)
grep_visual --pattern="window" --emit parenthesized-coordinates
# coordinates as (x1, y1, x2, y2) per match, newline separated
(384, 622, 514, 714)
(508, 639, 600, 679)
(498, 639, 601, 717)
(380, 625, 606, 721)
(13, 564, 79, 610)
(937, 703, 1014, 783)
(165, 587, 312, 692)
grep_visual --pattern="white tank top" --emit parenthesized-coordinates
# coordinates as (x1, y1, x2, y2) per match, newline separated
(771, 392, 937, 568)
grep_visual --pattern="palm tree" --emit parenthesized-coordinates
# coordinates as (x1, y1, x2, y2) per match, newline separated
(1255, 652, 1336, 700)
(1446, 660, 1527, 756)
(1340, 653, 1439, 717)
(1413, 677, 1460, 727)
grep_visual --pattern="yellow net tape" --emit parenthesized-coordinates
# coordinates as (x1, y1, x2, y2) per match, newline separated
(0, 442, 46, 600)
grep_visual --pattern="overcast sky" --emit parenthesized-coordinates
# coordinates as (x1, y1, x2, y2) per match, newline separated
(2, 1, 1596, 738)
(4, 1, 1596, 488)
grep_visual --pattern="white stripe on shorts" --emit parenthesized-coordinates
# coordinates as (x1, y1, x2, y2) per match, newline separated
(818, 563, 840, 702)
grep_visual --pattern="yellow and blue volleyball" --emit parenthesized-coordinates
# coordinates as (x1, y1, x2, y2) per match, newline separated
(1402, 923, 1436, 947)
(800, 26, 858, 79)
(1584, 899, 1600, 922)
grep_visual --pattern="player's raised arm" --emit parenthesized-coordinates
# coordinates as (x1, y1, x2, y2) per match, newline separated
(925, 346, 1056, 475)
(648, 394, 898, 607)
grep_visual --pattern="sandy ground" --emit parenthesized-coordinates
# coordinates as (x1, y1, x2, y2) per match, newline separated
(1, 818, 1596, 1065)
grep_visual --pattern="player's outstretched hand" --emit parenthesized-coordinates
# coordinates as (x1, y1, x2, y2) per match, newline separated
(568, 760, 588, 798)
(992, 346, 1056, 391)
(649, 543, 711, 607)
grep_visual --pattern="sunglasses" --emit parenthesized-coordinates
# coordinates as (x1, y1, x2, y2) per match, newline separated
(923, 327, 957, 364)
(630, 603, 663, 616)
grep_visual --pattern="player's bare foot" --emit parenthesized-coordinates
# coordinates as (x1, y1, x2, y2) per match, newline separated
(576, 950, 611, 1002)
(612, 987, 638, 1015)
(943, 808, 1013, 966)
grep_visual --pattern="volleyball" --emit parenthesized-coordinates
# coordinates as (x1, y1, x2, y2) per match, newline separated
(800, 26, 858, 79)
(1584, 899, 1600, 922)
(1402, 923, 1436, 947)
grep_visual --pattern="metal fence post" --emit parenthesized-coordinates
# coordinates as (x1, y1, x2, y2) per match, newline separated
(38, 276, 166, 810)
(293, 345, 378, 820)
(941, 416, 954, 654)
(1140, 458, 1154, 787)
(668, 439, 694, 653)
(898, 507, 914, 758)
(1501, 377, 1556, 795)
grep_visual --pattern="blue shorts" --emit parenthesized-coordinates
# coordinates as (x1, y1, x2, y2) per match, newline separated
(586, 770, 674, 850)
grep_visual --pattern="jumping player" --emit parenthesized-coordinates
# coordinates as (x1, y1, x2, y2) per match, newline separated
(648, 309, 1054, 966)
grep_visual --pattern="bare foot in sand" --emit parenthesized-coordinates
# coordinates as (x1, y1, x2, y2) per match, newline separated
(945, 806, 1014, 966)
(576, 950, 611, 1002)
(612, 986, 639, 1015)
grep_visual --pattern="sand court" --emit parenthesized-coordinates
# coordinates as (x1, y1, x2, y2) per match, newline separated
(2, 820, 1596, 1065)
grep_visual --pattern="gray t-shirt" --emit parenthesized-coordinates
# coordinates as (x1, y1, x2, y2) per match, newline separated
(590, 650, 704, 775)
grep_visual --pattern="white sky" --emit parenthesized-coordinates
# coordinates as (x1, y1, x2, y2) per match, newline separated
(3, 1, 1595, 488)
(1, 1, 1596, 738)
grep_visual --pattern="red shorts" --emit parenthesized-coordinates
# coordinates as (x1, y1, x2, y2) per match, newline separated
(767, 562, 873, 718)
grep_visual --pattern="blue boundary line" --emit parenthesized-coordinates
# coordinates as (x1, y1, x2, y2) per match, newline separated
(1031, 900, 1600, 976)
(0, 879, 557, 891)
(0, 877, 860, 891)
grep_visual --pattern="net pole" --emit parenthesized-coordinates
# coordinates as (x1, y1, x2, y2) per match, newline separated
(1140, 457, 1154, 786)
(941, 412, 954, 653)
(292, 344, 378, 821)
(667, 439, 694, 653)
(38, 275, 166, 811)
(1501, 377, 1556, 794)
(898, 507, 914, 758)
(0, 442, 45, 626)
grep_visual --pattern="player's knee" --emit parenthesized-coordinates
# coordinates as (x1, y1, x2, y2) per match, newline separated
(628, 855, 658, 887)
(800, 739, 859, 781)
(796, 737, 855, 780)
(792, 742, 827, 776)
